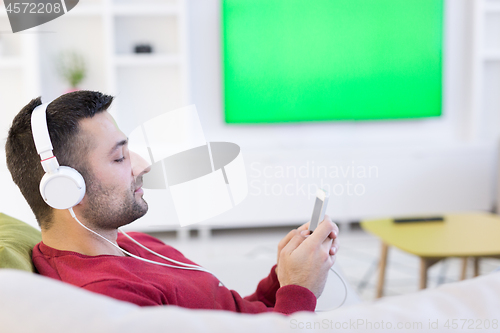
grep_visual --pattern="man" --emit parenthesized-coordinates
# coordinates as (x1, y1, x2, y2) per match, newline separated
(6, 90, 339, 315)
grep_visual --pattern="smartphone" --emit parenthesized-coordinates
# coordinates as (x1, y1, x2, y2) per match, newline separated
(308, 189, 329, 233)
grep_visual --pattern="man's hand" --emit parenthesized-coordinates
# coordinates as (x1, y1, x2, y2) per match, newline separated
(276, 218, 338, 272)
(276, 215, 339, 298)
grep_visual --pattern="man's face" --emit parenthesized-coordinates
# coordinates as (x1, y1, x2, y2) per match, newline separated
(78, 111, 151, 230)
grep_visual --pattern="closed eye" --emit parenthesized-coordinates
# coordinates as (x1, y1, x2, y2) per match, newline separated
(115, 157, 125, 163)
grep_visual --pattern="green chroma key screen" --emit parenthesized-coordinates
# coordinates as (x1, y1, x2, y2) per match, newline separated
(222, 0, 443, 123)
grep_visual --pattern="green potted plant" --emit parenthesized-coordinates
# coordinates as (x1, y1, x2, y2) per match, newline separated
(56, 50, 87, 93)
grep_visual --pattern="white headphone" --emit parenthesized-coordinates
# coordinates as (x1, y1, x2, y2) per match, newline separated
(31, 102, 86, 210)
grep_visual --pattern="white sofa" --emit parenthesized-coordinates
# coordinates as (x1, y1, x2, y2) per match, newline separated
(1, 269, 499, 333)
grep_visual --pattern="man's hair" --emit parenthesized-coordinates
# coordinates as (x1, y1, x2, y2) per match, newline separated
(5, 90, 114, 230)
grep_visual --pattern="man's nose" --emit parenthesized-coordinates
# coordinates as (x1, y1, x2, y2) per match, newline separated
(130, 151, 151, 178)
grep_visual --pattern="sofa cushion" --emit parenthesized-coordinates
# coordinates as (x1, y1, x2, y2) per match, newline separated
(0, 269, 499, 333)
(0, 213, 41, 272)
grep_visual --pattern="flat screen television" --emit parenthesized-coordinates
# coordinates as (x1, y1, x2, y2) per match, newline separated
(222, 0, 444, 123)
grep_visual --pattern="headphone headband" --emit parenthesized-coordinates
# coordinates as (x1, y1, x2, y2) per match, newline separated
(31, 102, 60, 174)
(31, 103, 53, 158)
(30, 99, 86, 209)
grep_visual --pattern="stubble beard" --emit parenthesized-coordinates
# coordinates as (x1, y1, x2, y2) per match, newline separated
(81, 172, 148, 231)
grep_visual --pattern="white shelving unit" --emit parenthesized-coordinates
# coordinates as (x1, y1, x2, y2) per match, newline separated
(0, 0, 191, 130)
(470, 0, 500, 141)
(0, 0, 191, 230)
(109, 0, 191, 135)
(0, 7, 40, 141)
(472, 0, 500, 213)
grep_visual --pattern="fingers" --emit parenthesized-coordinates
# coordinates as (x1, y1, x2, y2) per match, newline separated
(320, 236, 334, 257)
(278, 221, 312, 254)
(278, 229, 302, 253)
(281, 233, 308, 255)
(327, 217, 339, 239)
(320, 233, 339, 254)
(279, 217, 339, 263)
(330, 237, 339, 255)
(297, 221, 311, 232)
(319, 215, 339, 239)
(306, 215, 336, 246)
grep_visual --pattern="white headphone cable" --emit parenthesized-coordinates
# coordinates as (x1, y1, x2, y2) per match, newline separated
(325, 267, 348, 311)
(119, 228, 207, 270)
(68, 208, 220, 280)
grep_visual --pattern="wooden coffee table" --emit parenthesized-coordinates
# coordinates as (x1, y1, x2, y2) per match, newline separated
(361, 213, 500, 298)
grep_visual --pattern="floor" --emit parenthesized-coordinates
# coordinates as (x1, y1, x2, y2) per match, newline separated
(149, 224, 500, 304)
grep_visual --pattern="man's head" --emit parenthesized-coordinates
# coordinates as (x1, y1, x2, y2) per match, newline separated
(5, 90, 150, 231)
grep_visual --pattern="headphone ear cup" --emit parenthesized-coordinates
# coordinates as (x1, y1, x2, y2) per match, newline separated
(40, 166, 86, 210)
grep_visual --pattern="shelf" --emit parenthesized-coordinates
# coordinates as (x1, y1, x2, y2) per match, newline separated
(114, 15, 179, 55)
(484, 2, 500, 13)
(0, 57, 23, 69)
(115, 54, 181, 67)
(113, 4, 178, 16)
(484, 50, 500, 61)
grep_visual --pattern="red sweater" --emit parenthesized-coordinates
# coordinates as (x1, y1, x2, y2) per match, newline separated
(32, 232, 316, 314)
